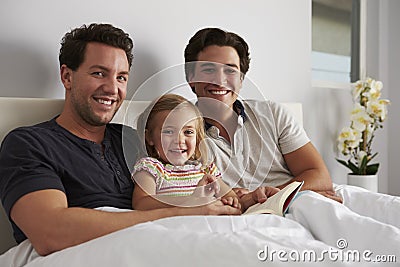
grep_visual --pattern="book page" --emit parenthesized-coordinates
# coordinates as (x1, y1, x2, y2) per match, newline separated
(243, 181, 303, 216)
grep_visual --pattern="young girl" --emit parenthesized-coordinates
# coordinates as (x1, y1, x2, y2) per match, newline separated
(132, 94, 242, 211)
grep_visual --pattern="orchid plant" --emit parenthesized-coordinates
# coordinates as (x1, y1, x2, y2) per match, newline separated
(336, 77, 390, 175)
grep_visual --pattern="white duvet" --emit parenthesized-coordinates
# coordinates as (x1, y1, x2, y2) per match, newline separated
(1, 185, 399, 267)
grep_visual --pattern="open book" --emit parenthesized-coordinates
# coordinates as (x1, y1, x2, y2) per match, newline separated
(243, 181, 304, 216)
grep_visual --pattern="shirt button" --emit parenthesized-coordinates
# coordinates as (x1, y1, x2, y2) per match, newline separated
(209, 127, 218, 138)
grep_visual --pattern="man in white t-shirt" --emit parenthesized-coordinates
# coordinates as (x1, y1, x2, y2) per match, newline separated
(182, 29, 400, 259)
(183, 27, 342, 204)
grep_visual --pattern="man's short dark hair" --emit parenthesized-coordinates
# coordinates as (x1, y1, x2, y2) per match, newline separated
(59, 23, 134, 70)
(184, 27, 250, 88)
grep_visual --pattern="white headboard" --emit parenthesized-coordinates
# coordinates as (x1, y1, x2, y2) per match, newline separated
(0, 98, 151, 142)
(0, 97, 302, 253)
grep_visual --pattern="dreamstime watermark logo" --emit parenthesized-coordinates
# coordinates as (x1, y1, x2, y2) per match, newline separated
(257, 238, 397, 263)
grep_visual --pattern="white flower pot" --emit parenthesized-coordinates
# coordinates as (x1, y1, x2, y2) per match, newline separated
(347, 174, 378, 192)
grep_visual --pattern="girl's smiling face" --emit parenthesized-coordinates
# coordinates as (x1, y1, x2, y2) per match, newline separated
(146, 107, 198, 166)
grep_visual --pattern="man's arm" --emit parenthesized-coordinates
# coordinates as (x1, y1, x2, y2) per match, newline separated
(11, 189, 240, 256)
(280, 142, 332, 191)
(281, 142, 342, 203)
(234, 143, 342, 207)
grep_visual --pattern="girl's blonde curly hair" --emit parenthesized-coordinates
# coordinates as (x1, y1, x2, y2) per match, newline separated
(137, 94, 208, 164)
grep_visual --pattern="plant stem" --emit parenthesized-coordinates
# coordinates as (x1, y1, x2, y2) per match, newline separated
(362, 130, 367, 152)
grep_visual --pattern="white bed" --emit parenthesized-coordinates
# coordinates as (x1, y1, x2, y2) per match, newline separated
(0, 97, 399, 267)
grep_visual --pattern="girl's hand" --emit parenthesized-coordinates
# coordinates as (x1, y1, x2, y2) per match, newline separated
(221, 196, 241, 210)
(192, 174, 220, 197)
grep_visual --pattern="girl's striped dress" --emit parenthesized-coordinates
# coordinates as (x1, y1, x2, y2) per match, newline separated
(133, 157, 221, 196)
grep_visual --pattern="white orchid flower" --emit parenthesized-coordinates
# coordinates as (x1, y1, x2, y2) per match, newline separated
(352, 81, 364, 100)
(379, 99, 390, 105)
(337, 127, 362, 155)
(350, 104, 373, 131)
(367, 100, 384, 120)
(363, 80, 382, 100)
(338, 127, 357, 142)
(363, 88, 381, 101)
(378, 99, 390, 121)
(367, 99, 390, 121)
(348, 128, 362, 149)
(337, 140, 349, 155)
(373, 80, 383, 91)
(366, 77, 374, 87)
(336, 78, 388, 175)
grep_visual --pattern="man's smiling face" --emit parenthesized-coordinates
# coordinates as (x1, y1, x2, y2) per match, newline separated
(66, 42, 129, 126)
(189, 45, 242, 109)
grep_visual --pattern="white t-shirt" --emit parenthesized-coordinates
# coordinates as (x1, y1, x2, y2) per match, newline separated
(205, 100, 309, 190)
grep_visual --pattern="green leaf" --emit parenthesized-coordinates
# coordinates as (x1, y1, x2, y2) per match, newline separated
(359, 156, 366, 167)
(359, 156, 368, 174)
(336, 159, 349, 167)
(336, 158, 355, 173)
(369, 152, 378, 161)
(347, 160, 361, 174)
(366, 163, 379, 175)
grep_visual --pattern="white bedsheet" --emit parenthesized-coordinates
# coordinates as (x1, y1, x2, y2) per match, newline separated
(1, 185, 399, 267)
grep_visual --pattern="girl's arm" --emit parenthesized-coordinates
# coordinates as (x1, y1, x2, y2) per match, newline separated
(132, 171, 218, 210)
